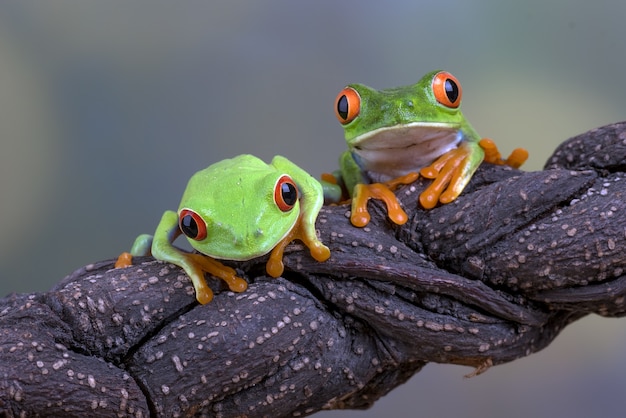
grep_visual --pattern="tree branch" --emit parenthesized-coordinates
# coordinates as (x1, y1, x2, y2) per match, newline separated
(1, 122, 626, 417)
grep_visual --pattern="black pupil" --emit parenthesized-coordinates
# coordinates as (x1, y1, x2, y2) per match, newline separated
(337, 95, 349, 120)
(444, 79, 459, 103)
(281, 182, 298, 206)
(180, 214, 199, 238)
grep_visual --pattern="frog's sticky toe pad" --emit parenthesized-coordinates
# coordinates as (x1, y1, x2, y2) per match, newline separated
(266, 253, 285, 278)
(310, 244, 331, 262)
(195, 288, 213, 305)
(419, 191, 440, 209)
(223, 276, 248, 293)
(506, 148, 529, 168)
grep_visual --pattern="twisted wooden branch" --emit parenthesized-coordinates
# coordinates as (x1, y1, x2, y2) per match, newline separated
(1, 122, 625, 417)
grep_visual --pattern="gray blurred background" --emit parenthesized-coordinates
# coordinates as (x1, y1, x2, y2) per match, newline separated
(1, 1, 625, 417)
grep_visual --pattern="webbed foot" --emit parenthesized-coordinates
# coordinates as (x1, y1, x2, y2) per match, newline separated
(350, 172, 419, 227)
(419, 143, 482, 209)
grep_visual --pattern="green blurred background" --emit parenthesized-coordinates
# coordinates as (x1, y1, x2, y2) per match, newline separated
(1, 1, 625, 416)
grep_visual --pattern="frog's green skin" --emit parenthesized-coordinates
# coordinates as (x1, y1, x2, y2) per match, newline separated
(324, 70, 486, 226)
(122, 154, 330, 304)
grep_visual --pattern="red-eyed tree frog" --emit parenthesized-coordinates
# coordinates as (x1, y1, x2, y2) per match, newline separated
(115, 155, 331, 305)
(323, 70, 528, 227)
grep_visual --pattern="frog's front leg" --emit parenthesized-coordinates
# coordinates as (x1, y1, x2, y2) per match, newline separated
(174, 252, 248, 304)
(266, 213, 331, 277)
(419, 141, 484, 209)
(349, 172, 419, 227)
(269, 155, 331, 267)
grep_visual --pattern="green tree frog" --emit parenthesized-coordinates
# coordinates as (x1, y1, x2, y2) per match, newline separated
(323, 70, 528, 227)
(116, 154, 331, 304)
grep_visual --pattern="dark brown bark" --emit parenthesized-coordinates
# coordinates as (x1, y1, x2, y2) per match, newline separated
(1, 122, 626, 417)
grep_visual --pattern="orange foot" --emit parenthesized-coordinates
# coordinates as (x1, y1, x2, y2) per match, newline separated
(183, 253, 248, 304)
(266, 214, 331, 277)
(350, 172, 419, 227)
(479, 138, 528, 169)
(419, 144, 480, 209)
(114, 252, 133, 268)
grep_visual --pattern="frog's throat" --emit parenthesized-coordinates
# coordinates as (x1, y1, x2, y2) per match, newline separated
(351, 122, 464, 181)
(190, 219, 297, 262)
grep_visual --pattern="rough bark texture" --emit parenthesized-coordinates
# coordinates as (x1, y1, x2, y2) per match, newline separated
(1, 122, 626, 417)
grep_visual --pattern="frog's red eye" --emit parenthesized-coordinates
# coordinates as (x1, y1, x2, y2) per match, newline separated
(179, 209, 207, 241)
(274, 175, 298, 212)
(334, 87, 361, 124)
(432, 71, 462, 109)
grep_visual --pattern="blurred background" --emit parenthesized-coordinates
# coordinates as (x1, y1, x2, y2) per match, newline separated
(1, 1, 625, 416)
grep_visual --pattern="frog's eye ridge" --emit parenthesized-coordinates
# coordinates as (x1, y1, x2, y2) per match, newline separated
(334, 87, 361, 124)
(179, 209, 207, 241)
(274, 175, 298, 212)
(432, 71, 462, 109)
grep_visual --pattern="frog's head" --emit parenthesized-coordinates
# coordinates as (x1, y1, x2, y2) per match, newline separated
(177, 162, 300, 261)
(334, 70, 479, 175)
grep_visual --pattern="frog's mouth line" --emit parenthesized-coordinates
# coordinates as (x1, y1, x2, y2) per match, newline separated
(352, 122, 463, 180)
